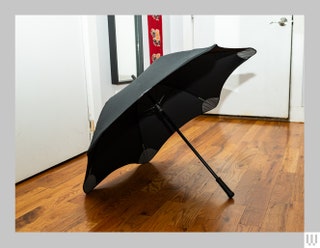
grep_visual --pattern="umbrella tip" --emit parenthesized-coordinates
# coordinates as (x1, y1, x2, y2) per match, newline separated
(83, 174, 97, 193)
(138, 148, 158, 164)
(237, 48, 257, 60)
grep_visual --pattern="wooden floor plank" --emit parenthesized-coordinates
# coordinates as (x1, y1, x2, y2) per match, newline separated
(15, 115, 304, 232)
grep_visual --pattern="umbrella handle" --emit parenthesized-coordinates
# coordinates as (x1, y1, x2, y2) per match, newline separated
(216, 177, 235, 198)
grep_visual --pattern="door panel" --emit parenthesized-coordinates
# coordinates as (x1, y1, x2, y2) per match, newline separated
(15, 16, 90, 182)
(193, 15, 292, 118)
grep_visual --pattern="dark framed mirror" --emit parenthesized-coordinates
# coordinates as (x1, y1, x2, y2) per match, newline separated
(108, 15, 144, 85)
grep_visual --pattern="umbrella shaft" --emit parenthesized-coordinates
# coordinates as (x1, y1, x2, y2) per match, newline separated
(175, 126, 219, 179)
(154, 101, 234, 198)
(156, 105, 218, 179)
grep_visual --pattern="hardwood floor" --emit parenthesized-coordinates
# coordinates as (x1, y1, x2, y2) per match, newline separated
(15, 115, 304, 232)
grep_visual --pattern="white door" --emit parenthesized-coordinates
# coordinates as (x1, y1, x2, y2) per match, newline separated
(15, 16, 91, 182)
(192, 15, 292, 118)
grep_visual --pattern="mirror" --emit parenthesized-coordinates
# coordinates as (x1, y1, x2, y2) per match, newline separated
(108, 15, 144, 84)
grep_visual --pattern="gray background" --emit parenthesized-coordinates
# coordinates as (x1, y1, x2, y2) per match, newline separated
(1, 1, 318, 247)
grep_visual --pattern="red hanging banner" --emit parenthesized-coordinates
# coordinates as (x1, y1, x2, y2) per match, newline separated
(147, 15, 163, 64)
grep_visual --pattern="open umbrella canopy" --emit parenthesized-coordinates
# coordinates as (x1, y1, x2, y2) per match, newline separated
(83, 44, 256, 197)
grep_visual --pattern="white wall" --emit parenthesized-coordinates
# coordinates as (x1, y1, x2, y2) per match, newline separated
(15, 15, 305, 181)
(162, 15, 305, 122)
(15, 16, 91, 181)
(82, 16, 127, 125)
(290, 15, 305, 122)
(85, 15, 305, 123)
(162, 15, 193, 53)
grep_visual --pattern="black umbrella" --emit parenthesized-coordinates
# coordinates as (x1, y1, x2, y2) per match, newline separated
(83, 44, 256, 198)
